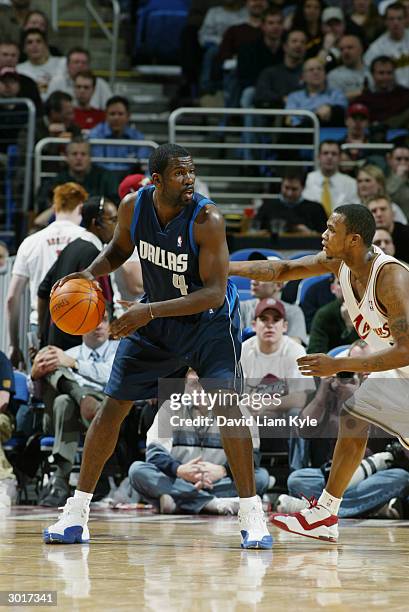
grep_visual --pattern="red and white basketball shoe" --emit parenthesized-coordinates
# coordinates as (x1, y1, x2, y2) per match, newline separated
(270, 496, 338, 543)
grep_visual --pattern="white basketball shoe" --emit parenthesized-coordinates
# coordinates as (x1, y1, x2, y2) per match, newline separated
(43, 497, 90, 544)
(270, 496, 338, 543)
(238, 496, 273, 549)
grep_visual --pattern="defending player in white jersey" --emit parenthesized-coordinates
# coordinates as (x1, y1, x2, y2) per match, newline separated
(230, 204, 409, 542)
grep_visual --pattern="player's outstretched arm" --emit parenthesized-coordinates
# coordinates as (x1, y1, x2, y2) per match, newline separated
(298, 263, 409, 376)
(229, 252, 340, 282)
(53, 195, 136, 290)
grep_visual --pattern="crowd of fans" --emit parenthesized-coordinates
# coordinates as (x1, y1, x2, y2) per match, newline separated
(1, 0, 409, 521)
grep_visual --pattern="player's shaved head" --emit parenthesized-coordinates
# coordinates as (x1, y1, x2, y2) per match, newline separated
(334, 204, 376, 247)
(149, 143, 191, 176)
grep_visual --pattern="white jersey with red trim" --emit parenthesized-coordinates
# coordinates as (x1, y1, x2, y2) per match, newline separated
(338, 244, 409, 377)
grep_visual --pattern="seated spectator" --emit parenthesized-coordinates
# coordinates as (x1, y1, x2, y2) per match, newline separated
(327, 35, 368, 101)
(129, 368, 269, 515)
(73, 71, 106, 131)
(364, 2, 409, 88)
(36, 137, 119, 213)
(0, 67, 33, 152)
(386, 145, 409, 219)
(367, 195, 409, 262)
(7, 183, 86, 367)
(37, 197, 118, 351)
(287, 0, 324, 59)
(278, 341, 409, 519)
(0, 350, 17, 511)
(285, 57, 348, 127)
(239, 257, 308, 345)
(299, 274, 335, 333)
(318, 7, 347, 71)
(21, 9, 62, 58)
(48, 46, 112, 110)
(256, 169, 327, 234)
(0, 38, 42, 114)
(254, 29, 306, 109)
(373, 227, 396, 256)
(339, 102, 370, 162)
(357, 163, 407, 224)
(89, 96, 149, 175)
(198, 0, 248, 95)
(354, 56, 409, 127)
(307, 276, 358, 354)
(16, 28, 65, 100)
(32, 312, 118, 506)
(302, 140, 358, 216)
(0, 0, 32, 42)
(36, 91, 80, 142)
(349, 0, 384, 45)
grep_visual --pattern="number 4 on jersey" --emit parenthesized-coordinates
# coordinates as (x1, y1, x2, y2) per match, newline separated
(173, 273, 188, 295)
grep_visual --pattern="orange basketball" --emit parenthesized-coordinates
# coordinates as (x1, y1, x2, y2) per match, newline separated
(50, 278, 106, 335)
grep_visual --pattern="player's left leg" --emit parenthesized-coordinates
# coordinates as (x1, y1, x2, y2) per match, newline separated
(271, 411, 369, 542)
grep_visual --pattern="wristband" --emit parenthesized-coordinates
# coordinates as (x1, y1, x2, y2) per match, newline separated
(148, 303, 155, 320)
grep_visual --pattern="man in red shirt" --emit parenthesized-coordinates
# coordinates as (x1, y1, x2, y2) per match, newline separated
(73, 71, 105, 131)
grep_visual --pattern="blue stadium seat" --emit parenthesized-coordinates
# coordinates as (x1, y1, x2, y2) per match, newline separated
(290, 250, 319, 259)
(296, 273, 332, 306)
(327, 344, 350, 357)
(229, 248, 283, 261)
(13, 371, 29, 403)
(320, 127, 347, 142)
(242, 327, 256, 342)
(230, 275, 250, 290)
(134, 1, 189, 63)
(238, 289, 253, 301)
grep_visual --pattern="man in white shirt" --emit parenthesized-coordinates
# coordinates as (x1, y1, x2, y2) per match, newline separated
(6, 182, 87, 367)
(16, 28, 65, 100)
(47, 46, 112, 110)
(303, 140, 358, 215)
(31, 311, 118, 506)
(241, 298, 315, 413)
(364, 2, 409, 88)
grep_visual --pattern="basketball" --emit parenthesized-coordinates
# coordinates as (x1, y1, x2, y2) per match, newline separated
(49, 278, 105, 335)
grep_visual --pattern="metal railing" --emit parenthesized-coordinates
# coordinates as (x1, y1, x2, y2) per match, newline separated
(34, 138, 159, 192)
(84, 0, 120, 89)
(51, 0, 58, 31)
(169, 108, 320, 208)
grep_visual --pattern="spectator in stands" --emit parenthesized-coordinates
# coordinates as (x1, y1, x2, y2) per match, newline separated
(285, 57, 348, 127)
(0, 38, 42, 114)
(21, 10, 62, 58)
(48, 47, 113, 110)
(364, 2, 409, 88)
(367, 195, 409, 262)
(339, 102, 370, 162)
(278, 340, 409, 519)
(354, 56, 409, 127)
(89, 96, 149, 176)
(307, 276, 359, 354)
(198, 0, 248, 95)
(239, 253, 308, 345)
(0, 67, 37, 153)
(241, 298, 314, 410)
(237, 8, 284, 95)
(358, 163, 407, 224)
(73, 71, 106, 131)
(129, 368, 269, 515)
(349, 0, 385, 45)
(16, 28, 65, 100)
(373, 227, 396, 256)
(287, 0, 324, 59)
(6, 183, 86, 368)
(32, 312, 118, 506)
(0, 240, 9, 273)
(35, 91, 80, 143)
(0, 0, 32, 42)
(327, 35, 368, 101)
(302, 140, 358, 216)
(0, 350, 17, 511)
(256, 169, 327, 234)
(37, 197, 118, 351)
(36, 138, 119, 213)
(299, 274, 335, 333)
(318, 7, 346, 70)
(254, 29, 306, 109)
(386, 145, 409, 219)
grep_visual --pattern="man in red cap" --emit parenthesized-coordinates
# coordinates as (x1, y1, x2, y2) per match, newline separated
(118, 173, 152, 201)
(341, 102, 369, 161)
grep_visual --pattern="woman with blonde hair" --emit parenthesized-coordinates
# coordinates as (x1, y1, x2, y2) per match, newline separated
(357, 164, 407, 224)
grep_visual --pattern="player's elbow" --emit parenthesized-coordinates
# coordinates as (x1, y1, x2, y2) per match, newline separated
(208, 288, 226, 309)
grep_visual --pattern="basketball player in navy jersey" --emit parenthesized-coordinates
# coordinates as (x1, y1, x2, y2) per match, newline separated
(44, 144, 272, 549)
(230, 204, 409, 542)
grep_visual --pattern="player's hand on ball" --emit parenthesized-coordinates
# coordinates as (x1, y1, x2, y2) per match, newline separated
(297, 353, 340, 377)
(109, 303, 151, 338)
(51, 270, 98, 294)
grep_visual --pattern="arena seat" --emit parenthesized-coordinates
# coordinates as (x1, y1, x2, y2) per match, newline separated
(290, 251, 318, 259)
(295, 273, 332, 306)
(327, 344, 351, 357)
(229, 248, 283, 261)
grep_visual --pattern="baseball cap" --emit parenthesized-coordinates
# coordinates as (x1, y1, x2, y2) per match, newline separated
(255, 297, 286, 320)
(118, 173, 152, 200)
(347, 103, 369, 118)
(322, 7, 344, 22)
(0, 67, 18, 79)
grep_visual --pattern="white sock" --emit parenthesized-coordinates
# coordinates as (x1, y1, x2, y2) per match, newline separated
(239, 495, 260, 511)
(318, 489, 341, 515)
(348, 451, 394, 488)
(74, 490, 93, 505)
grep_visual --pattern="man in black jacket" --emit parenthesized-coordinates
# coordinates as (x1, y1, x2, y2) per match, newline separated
(367, 195, 409, 263)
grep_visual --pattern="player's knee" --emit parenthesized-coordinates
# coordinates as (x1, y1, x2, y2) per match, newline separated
(339, 408, 370, 439)
(95, 397, 133, 426)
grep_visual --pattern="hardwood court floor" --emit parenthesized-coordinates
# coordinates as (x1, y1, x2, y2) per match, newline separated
(2, 506, 409, 611)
